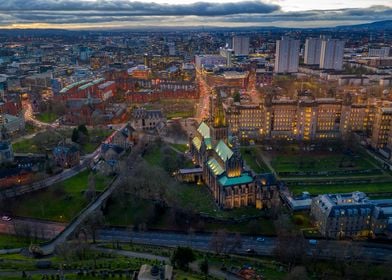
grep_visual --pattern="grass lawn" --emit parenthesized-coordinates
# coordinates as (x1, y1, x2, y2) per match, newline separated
(289, 181, 392, 195)
(12, 128, 73, 154)
(35, 111, 58, 123)
(80, 128, 112, 154)
(169, 183, 219, 214)
(10, 170, 111, 222)
(171, 143, 188, 153)
(241, 147, 271, 173)
(12, 138, 40, 153)
(105, 198, 155, 227)
(12, 128, 111, 155)
(143, 144, 163, 166)
(0, 234, 41, 250)
(271, 152, 374, 173)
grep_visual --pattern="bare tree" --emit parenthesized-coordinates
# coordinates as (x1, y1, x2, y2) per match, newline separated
(274, 214, 305, 271)
(209, 229, 228, 255)
(84, 173, 96, 202)
(83, 209, 105, 243)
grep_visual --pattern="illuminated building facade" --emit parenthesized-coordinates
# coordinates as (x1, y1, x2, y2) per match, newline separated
(189, 93, 274, 209)
(223, 93, 391, 149)
(371, 106, 392, 149)
(311, 192, 392, 239)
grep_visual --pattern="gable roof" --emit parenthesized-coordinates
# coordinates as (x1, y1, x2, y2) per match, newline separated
(207, 158, 225, 176)
(197, 122, 210, 139)
(192, 136, 202, 151)
(215, 140, 233, 162)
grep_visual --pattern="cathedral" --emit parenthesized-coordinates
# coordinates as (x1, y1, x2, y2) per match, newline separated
(189, 92, 275, 209)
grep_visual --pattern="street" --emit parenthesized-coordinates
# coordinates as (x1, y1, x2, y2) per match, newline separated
(98, 228, 392, 263)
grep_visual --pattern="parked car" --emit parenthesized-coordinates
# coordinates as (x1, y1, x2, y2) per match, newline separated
(256, 237, 265, 242)
(246, 248, 256, 254)
(309, 239, 318, 245)
(2, 215, 12, 221)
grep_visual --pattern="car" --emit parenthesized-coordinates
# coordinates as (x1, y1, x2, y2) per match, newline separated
(246, 248, 256, 254)
(308, 239, 318, 245)
(256, 237, 265, 242)
(2, 215, 11, 221)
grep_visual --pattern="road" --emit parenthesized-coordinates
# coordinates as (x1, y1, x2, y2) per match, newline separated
(97, 229, 392, 263)
(23, 100, 58, 129)
(195, 69, 211, 122)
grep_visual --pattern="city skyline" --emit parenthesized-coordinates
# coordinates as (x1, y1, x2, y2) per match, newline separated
(0, 0, 391, 29)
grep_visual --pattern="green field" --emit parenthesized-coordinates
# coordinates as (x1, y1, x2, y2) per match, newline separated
(12, 128, 111, 155)
(143, 144, 163, 166)
(170, 143, 188, 153)
(35, 112, 58, 123)
(10, 170, 111, 222)
(289, 182, 392, 196)
(271, 152, 374, 173)
(0, 234, 41, 250)
(166, 111, 194, 119)
(241, 147, 271, 174)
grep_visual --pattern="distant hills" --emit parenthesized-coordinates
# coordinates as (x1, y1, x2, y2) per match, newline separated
(0, 20, 391, 35)
(336, 20, 392, 30)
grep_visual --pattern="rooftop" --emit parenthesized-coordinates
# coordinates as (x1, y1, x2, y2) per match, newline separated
(219, 173, 253, 187)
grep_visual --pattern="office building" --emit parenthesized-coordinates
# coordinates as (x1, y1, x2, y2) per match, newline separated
(320, 39, 345, 70)
(368, 47, 390, 57)
(304, 37, 322, 65)
(274, 37, 300, 73)
(194, 55, 227, 71)
(232, 36, 250, 56)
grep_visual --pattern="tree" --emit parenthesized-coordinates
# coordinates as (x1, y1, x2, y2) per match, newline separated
(273, 214, 305, 271)
(71, 128, 79, 143)
(209, 229, 228, 255)
(78, 124, 89, 136)
(233, 92, 241, 103)
(84, 173, 97, 202)
(171, 247, 195, 270)
(285, 266, 308, 280)
(199, 256, 209, 279)
(83, 209, 105, 243)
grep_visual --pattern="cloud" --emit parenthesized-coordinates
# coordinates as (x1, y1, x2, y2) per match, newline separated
(0, 1, 391, 29)
(0, 0, 280, 16)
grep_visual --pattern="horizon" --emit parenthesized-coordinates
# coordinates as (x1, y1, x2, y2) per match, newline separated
(0, 0, 391, 30)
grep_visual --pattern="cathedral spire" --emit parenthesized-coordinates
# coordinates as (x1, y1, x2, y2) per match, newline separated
(212, 89, 227, 128)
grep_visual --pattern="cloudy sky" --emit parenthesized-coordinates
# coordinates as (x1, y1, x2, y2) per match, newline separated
(0, 0, 391, 29)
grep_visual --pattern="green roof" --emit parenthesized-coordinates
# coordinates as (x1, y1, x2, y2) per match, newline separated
(192, 137, 202, 151)
(204, 138, 212, 150)
(59, 80, 87, 93)
(218, 174, 253, 187)
(92, 78, 105, 85)
(215, 140, 233, 162)
(207, 158, 225, 176)
(78, 82, 94, 90)
(197, 122, 210, 139)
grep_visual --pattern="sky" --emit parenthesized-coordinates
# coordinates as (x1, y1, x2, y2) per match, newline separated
(0, 0, 391, 29)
